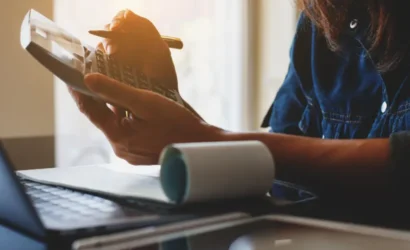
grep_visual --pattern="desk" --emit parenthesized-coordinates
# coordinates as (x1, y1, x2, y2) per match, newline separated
(2, 202, 410, 250)
(288, 199, 410, 232)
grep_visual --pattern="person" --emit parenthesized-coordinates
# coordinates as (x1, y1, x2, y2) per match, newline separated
(68, 2, 410, 202)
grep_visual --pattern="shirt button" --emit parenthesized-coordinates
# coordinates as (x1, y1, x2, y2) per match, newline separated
(349, 19, 358, 30)
(381, 102, 387, 113)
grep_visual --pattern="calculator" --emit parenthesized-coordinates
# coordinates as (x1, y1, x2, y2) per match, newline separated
(20, 9, 184, 106)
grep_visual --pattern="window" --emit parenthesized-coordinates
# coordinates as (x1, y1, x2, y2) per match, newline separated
(53, 1, 297, 167)
(53, 0, 254, 167)
(253, 0, 298, 129)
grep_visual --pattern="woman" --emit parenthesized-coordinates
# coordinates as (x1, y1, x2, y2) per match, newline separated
(69, 2, 410, 200)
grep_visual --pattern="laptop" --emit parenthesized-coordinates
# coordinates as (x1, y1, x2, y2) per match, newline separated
(0, 140, 198, 242)
(73, 215, 410, 250)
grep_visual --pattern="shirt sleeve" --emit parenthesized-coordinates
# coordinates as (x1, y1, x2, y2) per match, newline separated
(261, 14, 312, 136)
(262, 64, 307, 135)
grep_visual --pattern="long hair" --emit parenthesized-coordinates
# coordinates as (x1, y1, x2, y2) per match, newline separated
(297, 0, 407, 73)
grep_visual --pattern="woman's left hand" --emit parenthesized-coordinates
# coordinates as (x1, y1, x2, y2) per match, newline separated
(69, 73, 225, 165)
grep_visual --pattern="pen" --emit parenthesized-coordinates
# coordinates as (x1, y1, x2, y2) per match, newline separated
(88, 30, 184, 50)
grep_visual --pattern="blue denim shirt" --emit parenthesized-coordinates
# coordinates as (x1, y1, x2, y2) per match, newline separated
(262, 13, 410, 139)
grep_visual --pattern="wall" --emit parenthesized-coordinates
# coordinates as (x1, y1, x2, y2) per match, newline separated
(0, 0, 54, 138)
(254, 0, 297, 130)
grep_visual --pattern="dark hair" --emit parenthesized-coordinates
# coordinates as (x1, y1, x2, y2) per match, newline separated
(297, 0, 408, 73)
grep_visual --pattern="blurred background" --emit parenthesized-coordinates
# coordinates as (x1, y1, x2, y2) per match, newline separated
(0, 0, 299, 170)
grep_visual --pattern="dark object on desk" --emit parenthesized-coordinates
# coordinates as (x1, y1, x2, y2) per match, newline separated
(0, 140, 197, 244)
(2, 136, 54, 170)
(74, 215, 410, 250)
(88, 30, 184, 50)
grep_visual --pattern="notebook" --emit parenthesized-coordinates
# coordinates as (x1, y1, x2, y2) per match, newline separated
(17, 141, 275, 206)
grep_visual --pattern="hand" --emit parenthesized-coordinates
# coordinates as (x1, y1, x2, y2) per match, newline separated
(69, 73, 225, 165)
(96, 9, 206, 120)
(99, 9, 178, 90)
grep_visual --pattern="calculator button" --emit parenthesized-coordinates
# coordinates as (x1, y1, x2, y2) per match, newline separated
(138, 73, 151, 90)
(97, 63, 106, 74)
(95, 51, 107, 74)
(122, 65, 136, 86)
(152, 85, 165, 95)
(96, 50, 104, 57)
(123, 65, 133, 73)
(107, 57, 122, 81)
(85, 61, 93, 72)
(124, 75, 135, 86)
(165, 91, 178, 101)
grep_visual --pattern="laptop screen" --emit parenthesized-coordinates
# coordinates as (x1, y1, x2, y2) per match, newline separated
(0, 142, 45, 238)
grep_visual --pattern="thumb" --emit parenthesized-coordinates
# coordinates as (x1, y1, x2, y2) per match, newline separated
(110, 9, 141, 31)
(84, 73, 154, 119)
(110, 10, 126, 30)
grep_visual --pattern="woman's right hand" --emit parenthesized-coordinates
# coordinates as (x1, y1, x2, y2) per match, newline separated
(96, 9, 204, 120)
(99, 9, 179, 91)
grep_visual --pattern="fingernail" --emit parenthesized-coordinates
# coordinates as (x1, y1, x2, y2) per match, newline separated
(84, 73, 92, 83)
(106, 44, 117, 55)
(110, 20, 122, 30)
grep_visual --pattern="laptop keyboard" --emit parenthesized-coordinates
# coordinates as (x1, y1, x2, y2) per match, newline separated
(21, 180, 145, 222)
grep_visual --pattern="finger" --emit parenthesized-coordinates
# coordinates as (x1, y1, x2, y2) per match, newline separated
(96, 24, 115, 54)
(110, 9, 127, 30)
(95, 42, 127, 117)
(112, 145, 158, 165)
(108, 10, 163, 64)
(100, 38, 117, 55)
(126, 155, 158, 165)
(122, 10, 152, 28)
(110, 9, 148, 30)
(96, 25, 110, 51)
(102, 38, 118, 55)
(116, 152, 158, 165)
(67, 87, 121, 135)
(108, 10, 148, 56)
(112, 9, 159, 38)
(84, 73, 161, 119)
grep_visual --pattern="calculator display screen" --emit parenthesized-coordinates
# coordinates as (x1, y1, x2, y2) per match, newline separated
(26, 10, 92, 73)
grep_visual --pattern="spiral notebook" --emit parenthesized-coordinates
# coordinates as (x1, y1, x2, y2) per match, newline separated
(18, 141, 277, 206)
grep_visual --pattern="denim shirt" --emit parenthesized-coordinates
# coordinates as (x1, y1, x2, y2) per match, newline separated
(262, 13, 410, 139)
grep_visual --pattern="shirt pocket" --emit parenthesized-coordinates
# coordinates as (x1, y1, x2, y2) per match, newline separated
(321, 113, 374, 139)
(297, 103, 363, 139)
